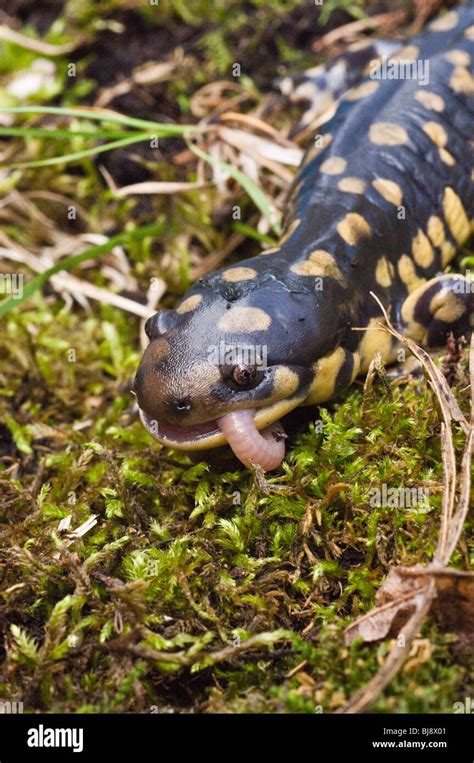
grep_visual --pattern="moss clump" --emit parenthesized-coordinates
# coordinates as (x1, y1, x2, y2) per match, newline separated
(1, 298, 472, 711)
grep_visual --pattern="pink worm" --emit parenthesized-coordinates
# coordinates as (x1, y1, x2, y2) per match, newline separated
(217, 409, 286, 471)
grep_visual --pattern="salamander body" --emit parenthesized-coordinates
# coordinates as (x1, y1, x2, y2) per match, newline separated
(134, 5, 474, 470)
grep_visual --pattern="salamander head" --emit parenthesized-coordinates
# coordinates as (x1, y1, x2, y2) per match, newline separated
(134, 280, 333, 469)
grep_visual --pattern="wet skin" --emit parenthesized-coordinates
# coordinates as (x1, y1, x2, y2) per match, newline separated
(135, 6, 474, 469)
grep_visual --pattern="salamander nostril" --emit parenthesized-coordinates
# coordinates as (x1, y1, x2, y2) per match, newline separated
(175, 397, 192, 413)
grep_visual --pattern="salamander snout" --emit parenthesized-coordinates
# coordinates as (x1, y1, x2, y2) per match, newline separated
(133, 335, 223, 427)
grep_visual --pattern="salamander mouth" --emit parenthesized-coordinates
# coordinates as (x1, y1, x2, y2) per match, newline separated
(139, 409, 222, 448)
(138, 394, 306, 451)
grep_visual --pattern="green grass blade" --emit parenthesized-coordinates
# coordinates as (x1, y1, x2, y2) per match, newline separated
(0, 127, 128, 140)
(6, 133, 150, 169)
(231, 221, 277, 245)
(0, 222, 165, 318)
(0, 105, 198, 135)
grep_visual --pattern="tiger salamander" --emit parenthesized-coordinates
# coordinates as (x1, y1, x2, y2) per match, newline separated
(134, 5, 474, 471)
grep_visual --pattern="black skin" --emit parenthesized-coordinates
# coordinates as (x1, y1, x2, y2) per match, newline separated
(135, 5, 474, 443)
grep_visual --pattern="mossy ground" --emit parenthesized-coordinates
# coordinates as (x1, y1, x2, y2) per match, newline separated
(0, 0, 472, 714)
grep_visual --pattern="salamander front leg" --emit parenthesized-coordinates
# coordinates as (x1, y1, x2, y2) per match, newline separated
(400, 275, 474, 349)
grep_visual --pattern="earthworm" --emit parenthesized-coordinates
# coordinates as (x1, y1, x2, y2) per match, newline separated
(217, 409, 286, 471)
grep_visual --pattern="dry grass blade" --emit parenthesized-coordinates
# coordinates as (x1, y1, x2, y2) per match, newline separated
(217, 126, 303, 168)
(434, 424, 457, 563)
(114, 180, 209, 197)
(218, 111, 296, 145)
(0, 232, 151, 317)
(313, 11, 407, 51)
(139, 278, 167, 351)
(443, 336, 474, 561)
(471, 331, 474, 422)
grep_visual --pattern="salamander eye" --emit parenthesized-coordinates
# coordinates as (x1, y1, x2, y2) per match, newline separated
(231, 364, 259, 387)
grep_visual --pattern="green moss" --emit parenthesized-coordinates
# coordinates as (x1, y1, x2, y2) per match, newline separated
(0, 0, 472, 715)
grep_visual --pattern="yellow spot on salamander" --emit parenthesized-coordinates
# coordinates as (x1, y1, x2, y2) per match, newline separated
(343, 80, 379, 101)
(372, 178, 403, 206)
(369, 122, 408, 146)
(430, 10, 459, 32)
(306, 347, 346, 404)
(375, 257, 395, 288)
(290, 249, 346, 284)
(443, 187, 470, 245)
(422, 121, 448, 147)
(304, 133, 333, 164)
(439, 147, 455, 165)
(430, 289, 466, 324)
(421, 122, 455, 165)
(273, 367, 300, 397)
(400, 289, 426, 344)
(351, 352, 362, 382)
(444, 50, 471, 66)
(465, 25, 474, 40)
(449, 67, 474, 95)
(217, 307, 271, 333)
(176, 294, 203, 314)
(337, 177, 366, 194)
(359, 318, 396, 374)
(412, 229, 435, 268)
(320, 156, 347, 175)
(397, 255, 425, 292)
(391, 45, 420, 61)
(414, 90, 445, 112)
(441, 241, 457, 267)
(337, 213, 372, 246)
(221, 267, 258, 282)
(427, 216, 445, 248)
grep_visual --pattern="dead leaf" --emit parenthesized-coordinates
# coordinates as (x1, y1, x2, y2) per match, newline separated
(345, 567, 426, 645)
(346, 562, 474, 649)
